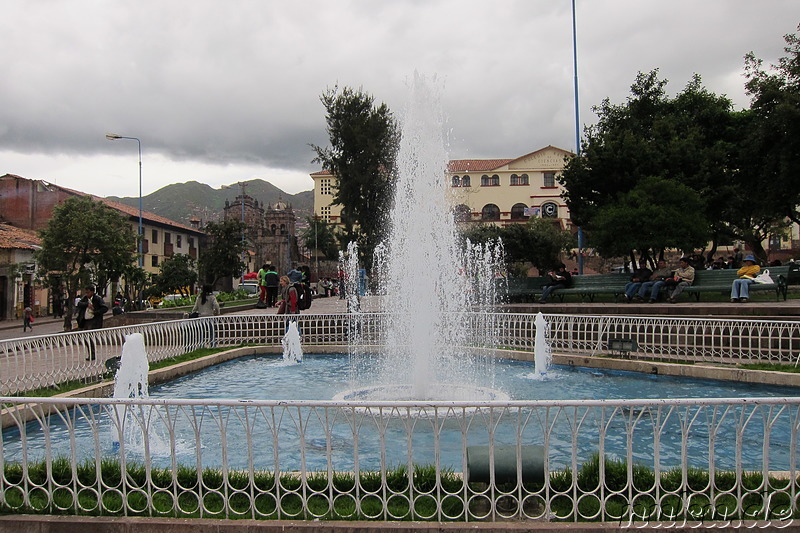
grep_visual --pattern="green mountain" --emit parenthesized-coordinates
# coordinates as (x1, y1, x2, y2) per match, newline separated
(107, 179, 314, 226)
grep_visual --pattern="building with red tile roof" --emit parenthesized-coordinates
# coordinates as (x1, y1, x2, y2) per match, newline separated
(311, 145, 573, 230)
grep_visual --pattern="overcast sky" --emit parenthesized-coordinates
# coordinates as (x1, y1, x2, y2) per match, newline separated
(1, 1, 797, 198)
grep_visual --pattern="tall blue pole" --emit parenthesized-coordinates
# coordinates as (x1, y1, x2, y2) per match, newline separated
(571, 0, 584, 274)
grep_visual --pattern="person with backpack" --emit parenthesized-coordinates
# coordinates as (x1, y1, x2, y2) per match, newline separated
(277, 275, 299, 315)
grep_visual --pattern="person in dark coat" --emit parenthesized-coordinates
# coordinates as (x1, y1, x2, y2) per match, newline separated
(76, 284, 109, 360)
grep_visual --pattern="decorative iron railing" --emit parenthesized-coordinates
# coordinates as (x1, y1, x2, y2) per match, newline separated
(3, 313, 800, 396)
(1, 396, 798, 525)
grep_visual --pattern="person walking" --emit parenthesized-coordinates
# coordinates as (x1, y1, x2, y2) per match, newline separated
(731, 255, 760, 303)
(23, 306, 34, 332)
(76, 284, 109, 360)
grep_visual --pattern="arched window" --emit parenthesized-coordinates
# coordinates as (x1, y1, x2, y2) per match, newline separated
(511, 203, 528, 220)
(280, 224, 287, 235)
(451, 175, 460, 187)
(491, 174, 500, 186)
(481, 174, 490, 186)
(461, 175, 471, 187)
(481, 204, 500, 221)
(511, 173, 529, 185)
(453, 204, 472, 223)
(270, 224, 277, 235)
(541, 202, 559, 218)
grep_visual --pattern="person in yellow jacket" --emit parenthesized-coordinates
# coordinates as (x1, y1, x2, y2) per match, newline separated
(731, 254, 761, 303)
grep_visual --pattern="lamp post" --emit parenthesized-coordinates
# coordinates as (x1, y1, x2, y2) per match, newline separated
(106, 134, 143, 268)
(571, 0, 585, 274)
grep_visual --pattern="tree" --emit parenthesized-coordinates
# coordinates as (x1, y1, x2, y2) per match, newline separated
(744, 25, 800, 227)
(198, 219, 246, 285)
(461, 218, 574, 275)
(311, 86, 400, 270)
(559, 70, 767, 259)
(153, 254, 197, 297)
(301, 216, 339, 260)
(35, 196, 137, 330)
(589, 177, 709, 260)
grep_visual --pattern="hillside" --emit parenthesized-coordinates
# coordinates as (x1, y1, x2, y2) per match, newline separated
(107, 179, 314, 225)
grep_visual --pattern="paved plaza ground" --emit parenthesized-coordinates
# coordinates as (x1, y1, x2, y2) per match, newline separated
(2, 292, 799, 342)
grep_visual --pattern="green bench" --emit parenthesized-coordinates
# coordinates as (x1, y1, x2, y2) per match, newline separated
(504, 264, 794, 303)
(504, 273, 631, 303)
(680, 266, 789, 301)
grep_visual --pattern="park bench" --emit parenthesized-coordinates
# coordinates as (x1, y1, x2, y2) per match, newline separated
(679, 266, 789, 301)
(504, 263, 796, 303)
(503, 273, 632, 303)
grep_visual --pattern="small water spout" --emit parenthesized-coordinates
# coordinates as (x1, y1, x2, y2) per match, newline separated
(534, 312, 552, 376)
(281, 321, 303, 363)
(112, 333, 150, 445)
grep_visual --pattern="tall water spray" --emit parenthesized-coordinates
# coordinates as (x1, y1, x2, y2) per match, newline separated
(370, 75, 503, 400)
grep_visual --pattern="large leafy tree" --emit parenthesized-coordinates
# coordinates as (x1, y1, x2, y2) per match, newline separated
(153, 254, 197, 297)
(198, 219, 246, 285)
(589, 177, 709, 261)
(36, 196, 137, 330)
(744, 25, 800, 227)
(311, 86, 400, 270)
(560, 69, 765, 260)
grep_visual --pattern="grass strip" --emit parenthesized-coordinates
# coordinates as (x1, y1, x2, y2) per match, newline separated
(1, 454, 796, 522)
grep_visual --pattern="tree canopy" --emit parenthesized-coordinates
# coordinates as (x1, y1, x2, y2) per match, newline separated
(461, 218, 574, 275)
(311, 86, 400, 270)
(559, 68, 787, 262)
(301, 216, 339, 260)
(153, 254, 197, 297)
(198, 219, 247, 285)
(744, 25, 800, 230)
(35, 196, 137, 330)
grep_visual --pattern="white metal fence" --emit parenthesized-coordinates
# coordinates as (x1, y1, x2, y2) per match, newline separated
(3, 313, 800, 396)
(3, 312, 800, 524)
(1, 396, 798, 524)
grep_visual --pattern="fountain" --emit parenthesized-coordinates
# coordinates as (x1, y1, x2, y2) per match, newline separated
(281, 321, 303, 363)
(335, 75, 506, 402)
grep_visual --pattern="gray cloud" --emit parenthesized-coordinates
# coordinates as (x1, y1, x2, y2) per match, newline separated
(0, 0, 796, 195)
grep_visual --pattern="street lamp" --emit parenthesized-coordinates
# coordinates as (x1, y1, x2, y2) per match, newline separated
(106, 133, 143, 268)
(571, 0, 585, 274)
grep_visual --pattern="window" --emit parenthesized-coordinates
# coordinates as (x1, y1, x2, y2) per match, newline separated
(543, 172, 556, 187)
(151, 229, 158, 244)
(164, 232, 172, 244)
(480, 174, 498, 186)
(461, 175, 470, 187)
(176, 235, 182, 248)
(320, 178, 333, 195)
(541, 202, 559, 218)
(319, 206, 331, 222)
(452, 176, 460, 187)
(510, 174, 530, 186)
(453, 204, 471, 223)
(510, 203, 528, 220)
(481, 204, 500, 220)
(188, 237, 194, 248)
(271, 224, 277, 235)
(151, 255, 159, 267)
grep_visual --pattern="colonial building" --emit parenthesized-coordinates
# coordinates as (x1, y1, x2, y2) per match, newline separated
(0, 174, 206, 313)
(0, 223, 44, 320)
(222, 193, 301, 275)
(311, 145, 574, 230)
